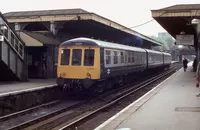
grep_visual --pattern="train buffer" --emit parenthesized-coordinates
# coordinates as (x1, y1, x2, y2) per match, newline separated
(95, 64, 200, 130)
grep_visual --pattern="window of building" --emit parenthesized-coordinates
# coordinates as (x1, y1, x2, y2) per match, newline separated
(61, 49, 70, 65)
(106, 50, 111, 64)
(84, 49, 94, 66)
(72, 49, 82, 65)
(113, 51, 118, 64)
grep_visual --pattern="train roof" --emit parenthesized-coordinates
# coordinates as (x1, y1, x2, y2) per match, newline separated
(162, 52, 172, 56)
(60, 37, 146, 52)
(143, 48, 163, 54)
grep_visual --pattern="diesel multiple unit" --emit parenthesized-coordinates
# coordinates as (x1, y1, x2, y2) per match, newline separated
(57, 37, 172, 91)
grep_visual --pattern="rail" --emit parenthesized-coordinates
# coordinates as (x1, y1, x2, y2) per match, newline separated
(0, 17, 24, 60)
(59, 65, 180, 130)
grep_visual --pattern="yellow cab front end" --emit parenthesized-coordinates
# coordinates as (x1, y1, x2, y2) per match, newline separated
(57, 45, 100, 89)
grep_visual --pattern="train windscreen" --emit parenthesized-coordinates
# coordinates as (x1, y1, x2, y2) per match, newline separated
(72, 49, 82, 66)
(61, 49, 70, 65)
(84, 49, 94, 66)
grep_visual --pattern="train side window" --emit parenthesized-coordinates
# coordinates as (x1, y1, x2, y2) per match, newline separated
(132, 52, 134, 62)
(121, 52, 124, 63)
(84, 49, 94, 66)
(72, 49, 82, 66)
(61, 49, 70, 65)
(114, 51, 118, 64)
(106, 50, 111, 64)
(128, 52, 131, 63)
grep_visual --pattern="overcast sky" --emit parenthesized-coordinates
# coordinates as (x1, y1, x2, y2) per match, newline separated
(1, 0, 200, 37)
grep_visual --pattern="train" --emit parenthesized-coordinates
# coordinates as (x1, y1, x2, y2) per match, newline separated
(57, 37, 172, 92)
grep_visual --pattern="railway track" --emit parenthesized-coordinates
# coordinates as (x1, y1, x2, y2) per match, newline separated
(59, 64, 181, 130)
(0, 63, 181, 130)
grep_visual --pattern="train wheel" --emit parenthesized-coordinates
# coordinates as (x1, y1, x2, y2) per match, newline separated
(118, 76, 124, 87)
(91, 82, 105, 93)
(106, 81, 113, 90)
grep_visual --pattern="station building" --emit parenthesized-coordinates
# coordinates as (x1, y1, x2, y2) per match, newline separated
(2, 9, 163, 80)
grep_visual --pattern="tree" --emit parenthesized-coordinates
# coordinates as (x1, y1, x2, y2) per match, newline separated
(149, 33, 175, 51)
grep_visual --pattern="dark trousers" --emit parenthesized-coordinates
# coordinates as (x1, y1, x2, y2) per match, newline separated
(184, 66, 187, 72)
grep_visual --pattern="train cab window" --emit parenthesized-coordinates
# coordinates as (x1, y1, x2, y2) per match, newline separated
(114, 51, 118, 64)
(72, 49, 82, 66)
(84, 49, 94, 66)
(120, 52, 124, 63)
(106, 50, 111, 64)
(61, 49, 70, 65)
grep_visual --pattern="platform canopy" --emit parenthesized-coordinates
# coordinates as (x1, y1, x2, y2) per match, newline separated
(4, 9, 162, 49)
(151, 4, 200, 51)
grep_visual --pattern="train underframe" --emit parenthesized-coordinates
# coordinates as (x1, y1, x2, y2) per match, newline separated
(57, 75, 132, 93)
(57, 64, 171, 93)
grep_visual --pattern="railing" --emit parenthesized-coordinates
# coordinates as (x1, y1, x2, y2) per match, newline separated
(0, 20, 24, 60)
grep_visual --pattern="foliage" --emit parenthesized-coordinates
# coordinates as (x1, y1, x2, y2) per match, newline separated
(149, 33, 175, 51)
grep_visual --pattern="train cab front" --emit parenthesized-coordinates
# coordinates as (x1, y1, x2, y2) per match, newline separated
(57, 46, 100, 90)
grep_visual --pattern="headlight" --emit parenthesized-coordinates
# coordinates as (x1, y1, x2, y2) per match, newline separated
(86, 72, 91, 78)
(60, 72, 66, 77)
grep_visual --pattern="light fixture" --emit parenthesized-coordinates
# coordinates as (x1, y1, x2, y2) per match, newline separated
(191, 18, 200, 25)
(0, 25, 7, 30)
(178, 45, 183, 49)
(180, 31, 185, 35)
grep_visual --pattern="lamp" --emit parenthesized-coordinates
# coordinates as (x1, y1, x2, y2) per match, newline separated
(178, 45, 183, 49)
(191, 18, 200, 25)
(0, 25, 7, 31)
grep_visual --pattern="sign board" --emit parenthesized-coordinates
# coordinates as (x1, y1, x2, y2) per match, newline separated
(0, 35, 4, 41)
(176, 35, 194, 45)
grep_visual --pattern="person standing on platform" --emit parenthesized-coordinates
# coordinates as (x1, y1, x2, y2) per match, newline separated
(183, 57, 188, 72)
(193, 57, 197, 72)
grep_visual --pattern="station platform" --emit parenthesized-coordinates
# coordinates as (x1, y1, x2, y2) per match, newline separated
(0, 79, 57, 97)
(95, 62, 200, 130)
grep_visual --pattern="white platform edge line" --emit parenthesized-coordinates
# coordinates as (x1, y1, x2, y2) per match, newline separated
(94, 70, 178, 130)
(0, 84, 57, 97)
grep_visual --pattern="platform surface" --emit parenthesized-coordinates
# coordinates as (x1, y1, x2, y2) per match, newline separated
(95, 62, 200, 130)
(0, 79, 56, 95)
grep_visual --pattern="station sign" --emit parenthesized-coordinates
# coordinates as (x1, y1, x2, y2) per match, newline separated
(0, 35, 4, 41)
(176, 35, 194, 45)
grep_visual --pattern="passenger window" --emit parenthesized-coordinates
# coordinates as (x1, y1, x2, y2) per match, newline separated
(106, 50, 111, 64)
(125, 52, 128, 63)
(132, 52, 134, 62)
(114, 51, 118, 64)
(84, 49, 94, 66)
(61, 49, 70, 65)
(128, 52, 131, 63)
(72, 49, 82, 65)
(121, 52, 124, 63)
